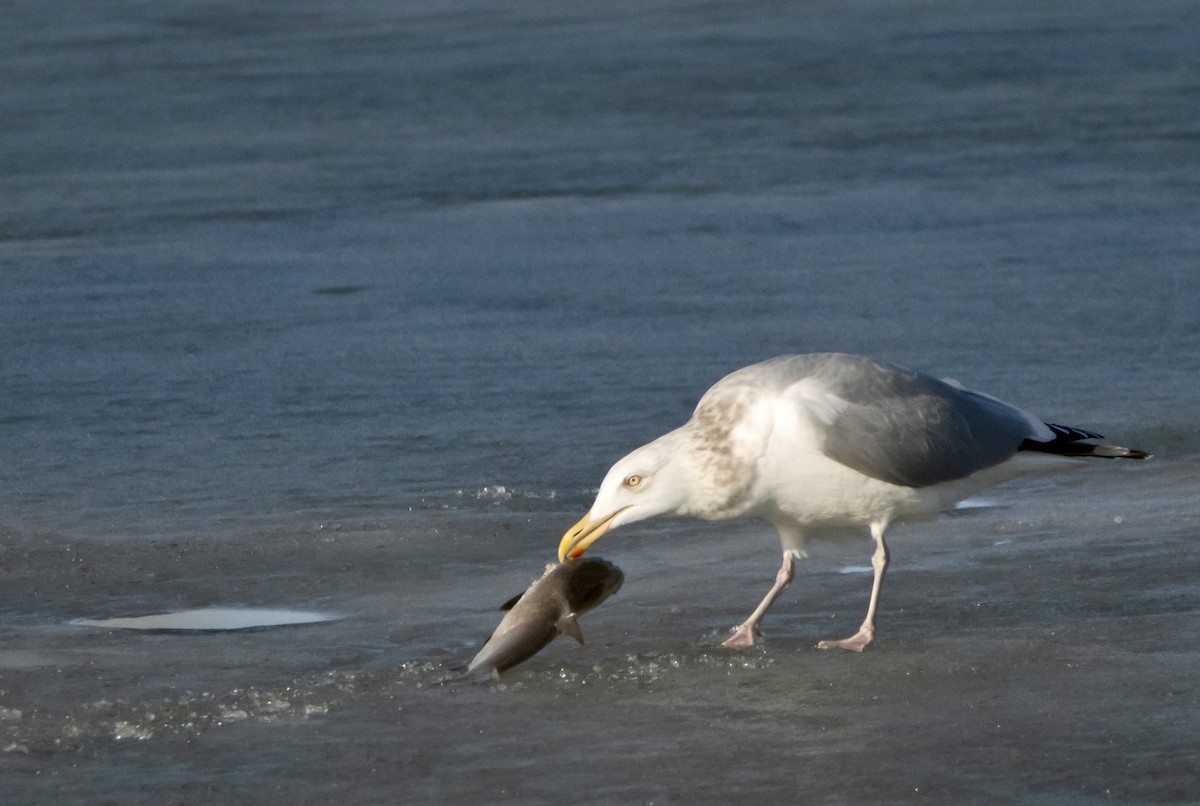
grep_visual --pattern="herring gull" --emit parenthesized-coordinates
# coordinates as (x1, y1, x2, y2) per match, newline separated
(558, 353, 1148, 651)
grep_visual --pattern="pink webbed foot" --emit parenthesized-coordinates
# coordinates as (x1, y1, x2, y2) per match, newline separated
(722, 622, 761, 649)
(816, 627, 874, 653)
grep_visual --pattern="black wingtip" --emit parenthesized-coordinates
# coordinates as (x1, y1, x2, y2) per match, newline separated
(1020, 423, 1150, 460)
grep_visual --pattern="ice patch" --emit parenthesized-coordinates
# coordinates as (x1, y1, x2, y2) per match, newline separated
(70, 608, 341, 632)
(955, 497, 999, 510)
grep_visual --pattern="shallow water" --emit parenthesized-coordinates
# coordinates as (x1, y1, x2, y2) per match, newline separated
(3, 0, 1200, 802)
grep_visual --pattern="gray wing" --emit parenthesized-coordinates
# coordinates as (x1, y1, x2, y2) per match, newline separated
(783, 354, 1042, 488)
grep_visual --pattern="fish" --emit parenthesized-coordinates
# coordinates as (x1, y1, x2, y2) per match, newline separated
(467, 556, 624, 676)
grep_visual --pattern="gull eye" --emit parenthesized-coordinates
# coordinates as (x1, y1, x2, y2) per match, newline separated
(623, 474, 643, 489)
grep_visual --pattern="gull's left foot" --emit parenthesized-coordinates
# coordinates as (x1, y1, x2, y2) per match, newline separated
(817, 628, 873, 652)
(722, 623, 761, 649)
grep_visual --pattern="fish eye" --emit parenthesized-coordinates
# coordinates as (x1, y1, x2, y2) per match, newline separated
(624, 474, 643, 488)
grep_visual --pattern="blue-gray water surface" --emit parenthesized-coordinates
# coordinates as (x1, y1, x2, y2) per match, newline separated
(2, 0, 1199, 803)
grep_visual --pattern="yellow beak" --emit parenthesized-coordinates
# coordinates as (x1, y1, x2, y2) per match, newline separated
(558, 507, 629, 561)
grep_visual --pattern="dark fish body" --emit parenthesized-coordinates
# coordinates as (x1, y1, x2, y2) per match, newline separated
(468, 557, 624, 675)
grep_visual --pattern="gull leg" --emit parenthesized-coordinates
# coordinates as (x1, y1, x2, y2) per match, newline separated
(723, 550, 801, 649)
(818, 523, 889, 652)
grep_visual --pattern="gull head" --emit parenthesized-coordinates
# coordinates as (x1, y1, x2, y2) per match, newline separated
(558, 432, 694, 561)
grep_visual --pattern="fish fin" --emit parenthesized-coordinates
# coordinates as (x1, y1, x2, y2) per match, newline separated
(499, 593, 524, 611)
(557, 613, 585, 645)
